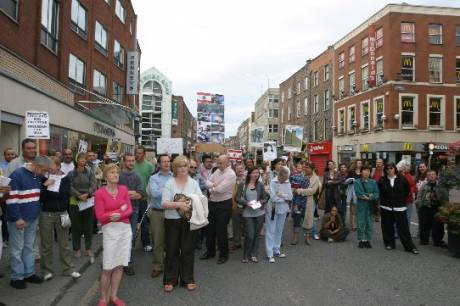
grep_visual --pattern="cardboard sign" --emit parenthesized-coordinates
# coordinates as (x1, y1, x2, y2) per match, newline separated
(157, 138, 183, 155)
(25, 111, 50, 139)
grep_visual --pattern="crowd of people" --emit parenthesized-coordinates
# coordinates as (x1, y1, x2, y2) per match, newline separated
(0, 139, 454, 306)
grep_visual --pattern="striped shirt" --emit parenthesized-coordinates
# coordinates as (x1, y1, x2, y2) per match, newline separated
(6, 167, 42, 222)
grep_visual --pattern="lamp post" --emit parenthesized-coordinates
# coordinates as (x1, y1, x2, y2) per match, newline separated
(428, 142, 435, 169)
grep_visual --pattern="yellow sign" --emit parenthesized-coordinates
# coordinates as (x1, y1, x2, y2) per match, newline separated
(362, 144, 369, 152)
(403, 142, 413, 151)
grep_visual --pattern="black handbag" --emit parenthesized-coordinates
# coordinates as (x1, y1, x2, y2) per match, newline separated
(361, 181, 379, 215)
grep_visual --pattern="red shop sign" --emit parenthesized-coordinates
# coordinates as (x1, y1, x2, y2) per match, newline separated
(308, 142, 332, 155)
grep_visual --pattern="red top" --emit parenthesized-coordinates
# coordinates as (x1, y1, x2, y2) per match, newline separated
(94, 185, 133, 226)
(402, 172, 416, 204)
(372, 167, 383, 182)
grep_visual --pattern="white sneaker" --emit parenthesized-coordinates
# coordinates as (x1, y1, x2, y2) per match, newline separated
(314, 234, 320, 240)
(328, 238, 334, 243)
(89, 256, 95, 264)
(43, 273, 53, 281)
(268, 257, 275, 263)
(278, 253, 286, 258)
(143, 245, 153, 252)
(70, 271, 81, 279)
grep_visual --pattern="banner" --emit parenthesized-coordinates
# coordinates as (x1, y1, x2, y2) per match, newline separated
(197, 92, 225, 144)
(263, 141, 277, 161)
(368, 24, 376, 87)
(227, 149, 242, 161)
(250, 126, 264, 148)
(25, 111, 50, 139)
(171, 99, 178, 126)
(283, 125, 303, 152)
(157, 138, 183, 155)
(126, 51, 139, 94)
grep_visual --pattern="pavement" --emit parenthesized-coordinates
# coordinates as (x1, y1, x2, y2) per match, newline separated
(1, 215, 460, 306)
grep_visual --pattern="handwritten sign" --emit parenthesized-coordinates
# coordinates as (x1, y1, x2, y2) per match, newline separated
(156, 138, 183, 155)
(25, 111, 50, 139)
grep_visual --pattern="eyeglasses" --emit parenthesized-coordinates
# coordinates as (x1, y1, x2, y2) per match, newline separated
(190, 167, 197, 169)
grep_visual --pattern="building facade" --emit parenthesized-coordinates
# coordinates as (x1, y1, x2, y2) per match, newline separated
(0, 0, 139, 156)
(332, 4, 460, 167)
(253, 88, 280, 144)
(224, 136, 240, 150)
(237, 117, 250, 154)
(171, 95, 197, 154)
(139, 67, 172, 152)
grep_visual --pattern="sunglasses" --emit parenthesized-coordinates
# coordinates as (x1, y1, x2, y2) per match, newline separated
(190, 166, 197, 169)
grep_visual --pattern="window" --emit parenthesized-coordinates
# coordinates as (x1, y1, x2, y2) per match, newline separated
(457, 26, 460, 47)
(113, 40, 125, 69)
(361, 101, 370, 131)
(313, 95, 319, 113)
(456, 98, 460, 129)
(324, 64, 330, 81)
(314, 121, 320, 141)
(71, 0, 87, 38)
(361, 65, 369, 91)
(401, 55, 415, 81)
(288, 105, 291, 120)
(68, 53, 85, 85)
(401, 22, 415, 43)
(428, 56, 442, 83)
(113, 81, 123, 103)
(457, 58, 460, 83)
(374, 97, 384, 128)
(304, 97, 309, 115)
(93, 70, 106, 95)
(428, 96, 442, 127)
(349, 72, 356, 95)
(338, 52, 345, 69)
(401, 96, 415, 127)
(304, 77, 309, 90)
(324, 90, 330, 109)
(428, 24, 442, 45)
(287, 87, 292, 99)
(324, 119, 328, 140)
(268, 124, 278, 134)
(338, 108, 345, 134)
(95, 21, 108, 55)
(41, 0, 59, 52)
(281, 92, 285, 103)
(0, 0, 18, 20)
(349, 46, 355, 63)
(376, 28, 383, 48)
(314, 71, 319, 86)
(376, 58, 384, 85)
(296, 82, 301, 94)
(268, 109, 279, 118)
(361, 37, 369, 56)
(268, 95, 279, 103)
(115, 0, 125, 23)
(348, 106, 356, 132)
(296, 101, 301, 118)
(338, 77, 345, 98)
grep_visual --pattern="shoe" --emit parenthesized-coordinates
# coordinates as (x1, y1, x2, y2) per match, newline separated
(10, 279, 26, 289)
(151, 270, 162, 278)
(97, 299, 107, 306)
(358, 241, 364, 248)
(185, 283, 197, 291)
(124, 265, 135, 276)
(268, 257, 275, 263)
(110, 298, 126, 306)
(328, 238, 334, 243)
(385, 245, 394, 250)
(164, 284, 174, 293)
(89, 256, 95, 264)
(74, 250, 81, 258)
(199, 252, 215, 260)
(70, 271, 81, 279)
(143, 245, 153, 252)
(434, 241, 448, 248)
(304, 238, 311, 245)
(290, 239, 298, 245)
(217, 257, 228, 264)
(241, 258, 249, 263)
(409, 248, 419, 255)
(250, 256, 259, 263)
(420, 241, 429, 245)
(313, 234, 320, 240)
(365, 241, 372, 249)
(85, 250, 93, 257)
(43, 273, 53, 281)
(274, 253, 286, 258)
(230, 244, 242, 251)
(25, 274, 43, 284)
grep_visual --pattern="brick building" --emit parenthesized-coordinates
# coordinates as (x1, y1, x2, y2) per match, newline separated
(171, 95, 197, 154)
(332, 4, 460, 166)
(0, 0, 139, 156)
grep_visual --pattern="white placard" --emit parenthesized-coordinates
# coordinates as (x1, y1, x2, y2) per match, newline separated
(248, 200, 261, 210)
(78, 197, 95, 211)
(263, 141, 277, 161)
(46, 174, 63, 192)
(156, 138, 183, 155)
(25, 111, 50, 139)
(126, 51, 139, 95)
(78, 140, 88, 153)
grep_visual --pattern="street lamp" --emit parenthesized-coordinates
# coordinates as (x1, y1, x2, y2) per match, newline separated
(428, 142, 435, 169)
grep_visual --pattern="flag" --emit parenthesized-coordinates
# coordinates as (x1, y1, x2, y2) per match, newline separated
(227, 149, 242, 161)
(197, 92, 213, 104)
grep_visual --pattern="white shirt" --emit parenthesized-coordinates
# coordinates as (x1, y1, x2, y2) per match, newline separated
(61, 162, 75, 176)
(388, 175, 396, 187)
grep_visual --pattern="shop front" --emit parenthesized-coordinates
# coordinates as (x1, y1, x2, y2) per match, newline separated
(308, 141, 332, 176)
(337, 144, 356, 165)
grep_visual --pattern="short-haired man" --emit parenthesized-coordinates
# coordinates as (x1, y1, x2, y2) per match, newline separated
(0, 148, 16, 174)
(200, 154, 214, 183)
(134, 146, 155, 252)
(119, 153, 145, 275)
(230, 164, 246, 250)
(61, 148, 75, 176)
(7, 156, 53, 289)
(147, 154, 173, 278)
(5, 139, 37, 177)
(201, 155, 236, 264)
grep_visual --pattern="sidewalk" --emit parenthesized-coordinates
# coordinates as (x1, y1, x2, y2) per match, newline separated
(0, 233, 102, 306)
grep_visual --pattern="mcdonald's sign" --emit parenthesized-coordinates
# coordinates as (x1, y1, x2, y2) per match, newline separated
(362, 144, 369, 152)
(429, 98, 440, 111)
(402, 57, 413, 68)
(402, 98, 413, 110)
(403, 143, 413, 151)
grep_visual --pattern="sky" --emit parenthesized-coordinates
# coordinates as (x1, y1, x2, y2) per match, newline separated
(132, 0, 459, 137)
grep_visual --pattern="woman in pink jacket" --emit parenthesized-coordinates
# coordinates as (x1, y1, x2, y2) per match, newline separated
(94, 164, 133, 306)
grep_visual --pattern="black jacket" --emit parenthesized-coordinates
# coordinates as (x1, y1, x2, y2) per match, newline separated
(40, 175, 71, 212)
(377, 175, 410, 208)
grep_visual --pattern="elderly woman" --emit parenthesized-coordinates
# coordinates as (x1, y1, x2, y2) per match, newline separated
(265, 166, 293, 263)
(68, 152, 97, 261)
(162, 155, 203, 292)
(94, 164, 133, 306)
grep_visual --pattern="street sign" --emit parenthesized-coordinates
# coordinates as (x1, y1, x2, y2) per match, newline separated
(25, 111, 50, 139)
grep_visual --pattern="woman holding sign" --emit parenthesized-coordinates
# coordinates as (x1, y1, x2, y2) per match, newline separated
(68, 152, 97, 262)
(236, 167, 270, 263)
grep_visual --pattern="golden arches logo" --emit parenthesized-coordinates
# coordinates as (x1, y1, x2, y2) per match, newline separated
(403, 143, 413, 151)
(403, 100, 413, 109)
(430, 100, 440, 109)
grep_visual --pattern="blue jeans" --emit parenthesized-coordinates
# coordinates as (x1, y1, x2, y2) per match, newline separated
(406, 203, 414, 224)
(138, 200, 151, 247)
(265, 212, 287, 258)
(338, 196, 347, 224)
(129, 205, 139, 263)
(8, 218, 39, 280)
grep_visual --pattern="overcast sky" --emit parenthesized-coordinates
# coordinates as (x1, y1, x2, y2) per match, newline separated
(132, 0, 459, 137)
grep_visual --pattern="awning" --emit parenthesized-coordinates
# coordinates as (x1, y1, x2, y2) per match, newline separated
(449, 140, 460, 150)
(76, 100, 138, 126)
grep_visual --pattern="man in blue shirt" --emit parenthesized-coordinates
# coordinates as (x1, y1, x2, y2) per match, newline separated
(147, 155, 173, 278)
(0, 148, 16, 174)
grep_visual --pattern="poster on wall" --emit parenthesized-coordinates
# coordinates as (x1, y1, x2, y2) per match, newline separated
(197, 92, 225, 144)
(25, 111, 50, 139)
(263, 141, 277, 161)
(156, 138, 183, 155)
(283, 125, 303, 152)
(250, 126, 264, 148)
(171, 99, 178, 126)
